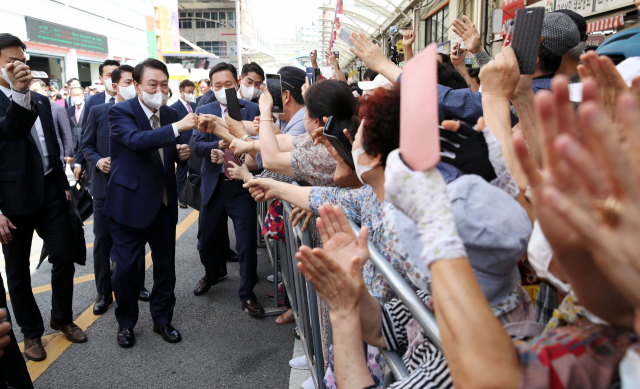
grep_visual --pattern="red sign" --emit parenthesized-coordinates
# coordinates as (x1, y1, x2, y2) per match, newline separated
(502, 0, 525, 24)
(586, 34, 606, 46)
(336, 0, 343, 14)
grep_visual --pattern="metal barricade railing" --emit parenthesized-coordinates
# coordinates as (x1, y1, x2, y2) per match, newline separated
(256, 184, 441, 389)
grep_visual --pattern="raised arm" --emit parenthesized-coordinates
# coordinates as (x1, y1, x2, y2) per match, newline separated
(328, 51, 347, 83)
(402, 30, 416, 63)
(349, 32, 402, 84)
(255, 85, 295, 176)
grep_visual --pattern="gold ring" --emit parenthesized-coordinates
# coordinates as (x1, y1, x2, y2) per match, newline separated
(594, 196, 624, 227)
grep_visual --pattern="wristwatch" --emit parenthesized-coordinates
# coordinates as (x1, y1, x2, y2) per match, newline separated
(11, 86, 28, 94)
(240, 134, 250, 141)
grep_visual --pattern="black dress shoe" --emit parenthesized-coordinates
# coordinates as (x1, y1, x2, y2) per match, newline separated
(117, 326, 135, 348)
(224, 250, 239, 262)
(93, 293, 113, 315)
(178, 201, 188, 209)
(153, 323, 182, 343)
(242, 300, 265, 316)
(139, 287, 151, 302)
(193, 275, 212, 296)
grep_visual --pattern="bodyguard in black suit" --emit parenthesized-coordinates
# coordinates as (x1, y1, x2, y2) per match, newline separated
(170, 79, 197, 206)
(81, 65, 149, 315)
(0, 35, 87, 364)
(195, 78, 213, 107)
(0, 99, 38, 141)
(105, 59, 196, 347)
(67, 85, 85, 154)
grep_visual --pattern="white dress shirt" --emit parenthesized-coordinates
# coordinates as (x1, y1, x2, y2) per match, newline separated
(105, 91, 116, 104)
(179, 97, 192, 112)
(0, 84, 50, 215)
(219, 102, 228, 120)
(137, 97, 180, 137)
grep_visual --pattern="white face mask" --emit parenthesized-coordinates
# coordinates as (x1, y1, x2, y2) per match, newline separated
(351, 147, 373, 184)
(184, 93, 194, 102)
(0, 66, 11, 86)
(141, 90, 163, 110)
(118, 85, 137, 100)
(71, 96, 84, 106)
(239, 84, 254, 100)
(214, 88, 228, 105)
(161, 92, 169, 103)
(103, 78, 115, 93)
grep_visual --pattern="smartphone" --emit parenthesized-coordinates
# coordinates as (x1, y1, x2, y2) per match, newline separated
(266, 74, 284, 114)
(306, 67, 315, 85)
(334, 51, 339, 59)
(510, 7, 545, 75)
(400, 43, 440, 171)
(224, 88, 243, 121)
(324, 116, 354, 169)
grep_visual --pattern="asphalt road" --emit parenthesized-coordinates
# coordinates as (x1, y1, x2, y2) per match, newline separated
(1, 200, 296, 388)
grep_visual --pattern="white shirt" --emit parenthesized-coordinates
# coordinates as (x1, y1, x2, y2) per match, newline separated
(105, 91, 116, 104)
(0, 84, 50, 215)
(179, 97, 192, 113)
(219, 102, 228, 120)
(137, 97, 180, 137)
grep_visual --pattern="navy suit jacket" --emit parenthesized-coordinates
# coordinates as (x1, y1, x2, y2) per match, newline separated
(0, 92, 68, 216)
(104, 98, 180, 229)
(170, 100, 196, 145)
(81, 102, 114, 199)
(194, 99, 259, 206)
(0, 100, 39, 142)
(196, 89, 216, 108)
(67, 104, 84, 153)
(77, 92, 114, 165)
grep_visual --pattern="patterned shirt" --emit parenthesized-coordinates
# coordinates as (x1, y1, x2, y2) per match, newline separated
(291, 133, 337, 187)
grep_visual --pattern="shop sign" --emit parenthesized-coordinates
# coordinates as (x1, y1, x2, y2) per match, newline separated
(552, 0, 631, 18)
(25, 17, 108, 54)
(586, 34, 606, 46)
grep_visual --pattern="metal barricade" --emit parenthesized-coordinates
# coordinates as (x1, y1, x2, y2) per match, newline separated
(256, 185, 441, 389)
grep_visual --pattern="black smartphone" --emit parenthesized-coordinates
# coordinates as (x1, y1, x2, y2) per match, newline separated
(224, 88, 243, 121)
(324, 116, 354, 169)
(334, 51, 339, 59)
(510, 7, 545, 75)
(266, 74, 284, 114)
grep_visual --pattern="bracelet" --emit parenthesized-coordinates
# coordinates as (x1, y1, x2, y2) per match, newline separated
(240, 134, 250, 141)
(243, 173, 253, 183)
(11, 86, 28, 94)
(260, 116, 272, 122)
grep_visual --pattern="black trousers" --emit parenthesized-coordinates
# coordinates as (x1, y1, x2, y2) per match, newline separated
(110, 204, 176, 329)
(2, 173, 75, 338)
(0, 275, 33, 389)
(93, 198, 145, 296)
(199, 178, 257, 301)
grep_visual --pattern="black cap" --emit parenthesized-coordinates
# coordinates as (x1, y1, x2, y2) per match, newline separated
(277, 66, 307, 94)
(555, 9, 587, 42)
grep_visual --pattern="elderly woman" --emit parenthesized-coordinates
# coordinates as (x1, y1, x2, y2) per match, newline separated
(229, 80, 357, 187)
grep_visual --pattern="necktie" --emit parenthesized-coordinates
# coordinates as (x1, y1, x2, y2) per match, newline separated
(108, 96, 115, 103)
(186, 103, 192, 113)
(30, 124, 48, 174)
(151, 114, 169, 206)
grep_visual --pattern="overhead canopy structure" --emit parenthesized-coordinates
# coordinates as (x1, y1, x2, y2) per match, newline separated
(318, 0, 418, 69)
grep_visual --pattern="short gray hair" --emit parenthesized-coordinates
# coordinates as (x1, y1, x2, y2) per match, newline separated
(566, 41, 587, 61)
(29, 79, 46, 89)
(70, 86, 84, 93)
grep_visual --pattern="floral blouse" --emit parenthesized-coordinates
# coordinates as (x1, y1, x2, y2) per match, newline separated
(290, 133, 337, 187)
(309, 184, 408, 303)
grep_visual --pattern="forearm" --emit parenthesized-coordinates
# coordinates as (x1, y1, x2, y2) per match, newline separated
(482, 96, 526, 189)
(456, 64, 479, 92)
(259, 116, 294, 175)
(243, 121, 258, 136)
(271, 182, 312, 211)
(404, 45, 414, 62)
(512, 94, 543, 168)
(330, 310, 375, 389)
(358, 288, 385, 348)
(376, 61, 402, 84)
(332, 60, 347, 83)
(430, 258, 520, 389)
(310, 58, 319, 68)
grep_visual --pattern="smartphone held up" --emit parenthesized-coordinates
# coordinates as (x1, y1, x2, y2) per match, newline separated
(266, 74, 284, 114)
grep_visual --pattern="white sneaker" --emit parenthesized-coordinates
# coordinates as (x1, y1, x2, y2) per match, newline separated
(289, 355, 310, 370)
(301, 376, 315, 389)
(267, 272, 282, 282)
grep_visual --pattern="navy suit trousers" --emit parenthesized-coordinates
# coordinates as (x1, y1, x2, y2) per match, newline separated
(93, 198, 145, 295)
(199, 178, 257, 301)
(110, 204, 176, 329)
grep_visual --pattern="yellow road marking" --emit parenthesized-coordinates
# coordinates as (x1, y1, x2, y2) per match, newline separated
(24, 210, 199, 381)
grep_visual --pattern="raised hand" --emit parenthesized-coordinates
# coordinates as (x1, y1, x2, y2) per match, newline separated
(6, 62, 33, 91)
(229, 138, 252, 155)
(210, 149, 224, 164)
(176, 113, 198, 132)
(243, 178, 278, 202)
(578, 51, 629, 122)
(402, 30, 416, 47)
(224, 114, 247, 138)
(451, 15, 482, 55)
(478, 46, 520, 99)
(258, 85, 273, 116)
(197, 114, 216, 134)
(450, 41, 467, 68)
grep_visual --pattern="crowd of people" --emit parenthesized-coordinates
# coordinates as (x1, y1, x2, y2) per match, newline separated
(0, 3, 639, 388)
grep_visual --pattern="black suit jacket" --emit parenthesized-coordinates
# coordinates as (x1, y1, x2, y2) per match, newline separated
(81, 102, 114, 199)
(67, 104, 84, 152)
(196, 89, 216, 108)
(0, 100, 39, 142)
(0, 92, 68, 216)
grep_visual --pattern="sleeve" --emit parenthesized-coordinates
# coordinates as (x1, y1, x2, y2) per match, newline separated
(193, 131, 219, 159)
(108, 105, 177, 152)
(481, 127, 520, 198)
(291, 137, 337, 186)
(56, 106, 74, 157)
(81, 108, 104, 168)
(475, 50, 492, 68)
(437, 85, 484, 124)
(381, 290, 432, 351)
(309, 186, 363, 223)
(0, 100, 38, 142)
(10, 89, 31, 109)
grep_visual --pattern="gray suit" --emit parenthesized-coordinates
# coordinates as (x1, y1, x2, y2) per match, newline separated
(50, 102, 73, 163)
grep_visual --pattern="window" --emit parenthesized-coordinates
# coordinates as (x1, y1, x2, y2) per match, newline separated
(196, 41, 228, 56)
(229, 11, 235, 28)
(187, 12, 193, 17)
(180, 42, 190, 51)
(230, 41, 237, 56)
(219, 12, 226, 28)
(203, 12, 210, 19)
(425, 4, 449, 45)
(180, 12, 186, 17)
(196, 20, 206, 29)
(179, 19, 192, 29)
(211, 12, 218, 28)
(195, 12, 202, 18)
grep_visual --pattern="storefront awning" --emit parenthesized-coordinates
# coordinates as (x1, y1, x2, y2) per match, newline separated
(587, 14, 625, 33)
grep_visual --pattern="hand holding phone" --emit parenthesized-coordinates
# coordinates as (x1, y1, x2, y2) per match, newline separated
(265, 74, 284, 114)
(509, 8, 545, 75)
(400, 44, 440, 171)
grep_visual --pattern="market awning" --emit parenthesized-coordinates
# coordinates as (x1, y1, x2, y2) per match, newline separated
(587, 14, 625, 33)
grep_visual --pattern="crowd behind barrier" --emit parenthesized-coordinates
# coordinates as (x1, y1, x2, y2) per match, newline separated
(257, 182, 443, 389)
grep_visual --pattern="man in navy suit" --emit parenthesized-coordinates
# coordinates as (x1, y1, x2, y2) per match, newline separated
(73, 59, 120, 183)
(0, 34, 87, 364)
(170, 79, 197, 208)
(81, 65, 149, 316)
(67, 85, 85, 155)
(105, 59, 196, 348)
(64, 78, 81, 109)
(193, 63, 263, 315)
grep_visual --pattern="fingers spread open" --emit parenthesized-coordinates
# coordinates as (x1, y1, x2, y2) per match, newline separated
(513, 131, 542, 189)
